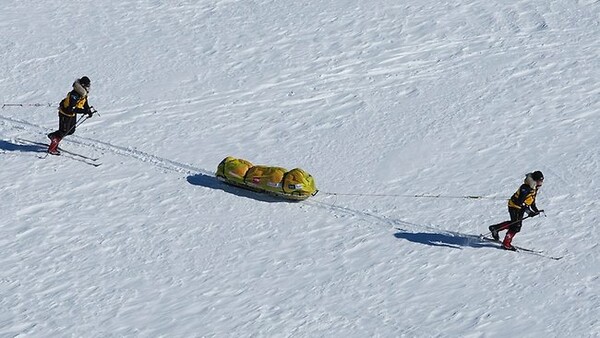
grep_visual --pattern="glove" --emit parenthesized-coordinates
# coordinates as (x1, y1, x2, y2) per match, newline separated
(85, 107, 96, 118)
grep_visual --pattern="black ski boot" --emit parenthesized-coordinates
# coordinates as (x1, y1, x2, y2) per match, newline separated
(488, 225, 500, 241)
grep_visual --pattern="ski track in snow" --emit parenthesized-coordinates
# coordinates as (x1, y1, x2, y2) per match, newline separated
(0, 115, 213, 176)
(2, 114, 486, 241)
(1, 0, 599, 336)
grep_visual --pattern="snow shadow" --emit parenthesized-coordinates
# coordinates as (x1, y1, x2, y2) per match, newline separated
(0, 139, 45, 153)
(186, 173, 290, 203)
(309, 199, 498, 250)
(394, 229, 497, 250)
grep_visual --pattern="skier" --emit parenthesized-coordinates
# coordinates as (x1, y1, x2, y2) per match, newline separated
(47, 76, 95, 155)
(488, 171, 545, 251)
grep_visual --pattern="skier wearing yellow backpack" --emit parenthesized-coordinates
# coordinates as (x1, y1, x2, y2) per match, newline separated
(47, 76, 96, 155)
(488, 171, 545, 251)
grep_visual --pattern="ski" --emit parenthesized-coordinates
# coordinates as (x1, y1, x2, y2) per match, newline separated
(17, 138, 101, 161)
(511, 246, 563, 260)
(58, 152, 101, 166)
(39, 152, 102, 167)
(480, 235, 544, 253)
(57, 147, 100, 161)
(479, 235, 562, 260)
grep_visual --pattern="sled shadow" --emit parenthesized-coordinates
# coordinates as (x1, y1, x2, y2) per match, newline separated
(186, 173, 290, 203)
(394, 229, 497, 250)
(0, 139, 45, 153)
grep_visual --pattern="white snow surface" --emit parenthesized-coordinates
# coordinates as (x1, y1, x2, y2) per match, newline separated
(1, 0, 599, 336)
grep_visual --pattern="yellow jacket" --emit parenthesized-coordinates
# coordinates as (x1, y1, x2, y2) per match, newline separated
(59, 81, 89, 117)
(508, 174, 538, 210)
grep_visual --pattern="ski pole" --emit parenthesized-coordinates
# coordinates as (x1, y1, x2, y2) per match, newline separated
(61, 115, 85, 142)
(1, 103, 54, 108)
(63, 114, 89, 137)
(66, 108, 99, 134)
(62, 107, 98, 136)
(482, 215, 533, 237)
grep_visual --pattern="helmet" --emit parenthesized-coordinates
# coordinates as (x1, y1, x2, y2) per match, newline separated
(531, 171, 544, 182)
(79, 76, 91, 88)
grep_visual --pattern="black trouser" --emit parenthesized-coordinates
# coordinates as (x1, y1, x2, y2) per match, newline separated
(490, 206, 526, 233)
(48, 113, 77, 139)
(508, 206, 526, 233)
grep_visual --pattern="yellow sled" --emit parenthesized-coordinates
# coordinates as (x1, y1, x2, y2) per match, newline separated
(216, 156, 318, 200)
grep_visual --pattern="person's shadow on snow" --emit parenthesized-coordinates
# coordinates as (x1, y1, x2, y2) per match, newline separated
(0, 139, 45, 153)
(307, 199, 496, 250)
(186, 173, 289, 203)
(394, 229, 497, 250)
